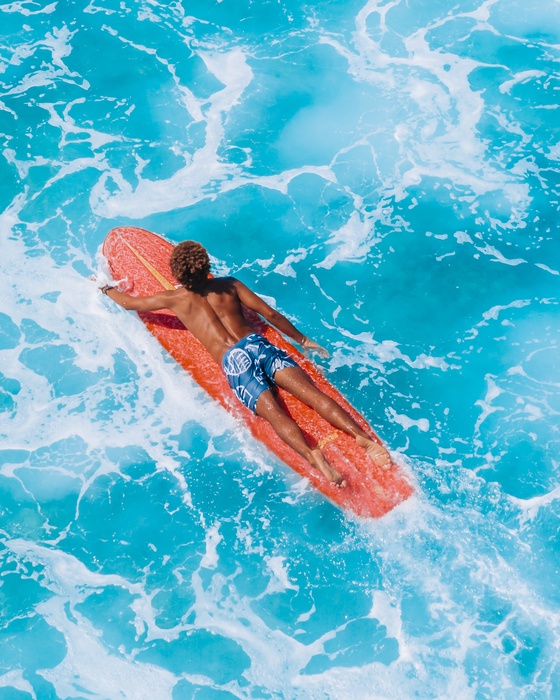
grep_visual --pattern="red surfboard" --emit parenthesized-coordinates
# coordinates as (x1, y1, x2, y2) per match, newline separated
(103, 227, 413, 518)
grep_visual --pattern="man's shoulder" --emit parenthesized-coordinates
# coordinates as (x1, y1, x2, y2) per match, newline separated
(161, 287, 195, 305)
(209, 276, 238, 290)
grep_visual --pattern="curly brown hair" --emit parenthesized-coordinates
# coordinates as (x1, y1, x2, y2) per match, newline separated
(169, 241, 210, 291)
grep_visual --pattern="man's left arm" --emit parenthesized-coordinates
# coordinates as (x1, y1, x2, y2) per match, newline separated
(100, 285, 176, 312)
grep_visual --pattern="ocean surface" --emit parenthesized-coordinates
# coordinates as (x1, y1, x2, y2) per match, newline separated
(1, 0, 559, 698)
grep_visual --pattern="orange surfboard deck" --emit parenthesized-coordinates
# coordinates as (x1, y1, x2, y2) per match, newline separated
(103, 227, 413, 518)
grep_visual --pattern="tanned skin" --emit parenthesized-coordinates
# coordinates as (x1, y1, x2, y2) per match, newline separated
(103, 277, 391, 485)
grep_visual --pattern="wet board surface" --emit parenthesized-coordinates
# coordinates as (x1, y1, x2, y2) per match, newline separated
(103, 227, 414, 518)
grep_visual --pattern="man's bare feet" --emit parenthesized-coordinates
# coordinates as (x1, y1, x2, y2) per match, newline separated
(356, 435, 392, 470)
(310, 449, 347, 488)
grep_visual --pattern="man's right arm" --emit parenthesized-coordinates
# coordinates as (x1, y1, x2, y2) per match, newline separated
(232, 279, 328, 357)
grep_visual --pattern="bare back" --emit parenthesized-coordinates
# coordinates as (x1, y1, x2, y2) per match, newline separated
(113, 275, 305, 365)
(166, 277, 255, 363)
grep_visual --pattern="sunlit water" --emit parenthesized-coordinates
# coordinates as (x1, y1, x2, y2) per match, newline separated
(1, 0, 559, 698)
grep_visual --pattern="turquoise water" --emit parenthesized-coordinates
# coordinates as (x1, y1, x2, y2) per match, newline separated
(1, 0, 559, 697)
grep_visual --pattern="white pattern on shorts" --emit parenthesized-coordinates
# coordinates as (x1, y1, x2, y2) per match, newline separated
(222, 348, 252, 377)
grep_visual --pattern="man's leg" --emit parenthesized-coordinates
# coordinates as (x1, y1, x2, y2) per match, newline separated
(255, 389, 346, 487)
(274, 365, 392, 469)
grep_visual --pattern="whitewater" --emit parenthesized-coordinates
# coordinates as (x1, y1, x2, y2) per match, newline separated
(1, 0, 559, 698)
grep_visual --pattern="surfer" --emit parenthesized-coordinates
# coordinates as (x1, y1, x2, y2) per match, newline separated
(100, 240, 391, 486)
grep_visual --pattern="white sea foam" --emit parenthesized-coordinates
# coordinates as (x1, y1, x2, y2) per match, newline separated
(273, 247, 310, 278)
(509, 486, 560, 523)
(6, 538, 146, 597)
(200, 521, 222, 569)
(388, 408, 430, 433)
(474, 243, 527, 265)
(499, 69, 547, 94)
(0, 1, 57, 16)
(312, 0, 539, 254)
(0, 671, 37, 698)
(37, 595, 177, 700)
(328, 335, 452, 375)
(473, 375, 503, 434)
(4, 25, 87, 97)
(223, 164, 337, 197)
(2, 1, 560, 696)
(535, 263, 560, 276)
(481, 299, 531, 321)
(111, 31, 204, 123)
(316, 210, 380, 269)
(263, 556, 299, 594)
(0, 194, 239, 544)
(91, 47, 253, 218)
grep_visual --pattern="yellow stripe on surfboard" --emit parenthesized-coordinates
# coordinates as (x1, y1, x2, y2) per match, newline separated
(317, 431, 341, 450)
(122, 238, 175, 290)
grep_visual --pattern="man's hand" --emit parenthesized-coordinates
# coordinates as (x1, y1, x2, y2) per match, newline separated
(99, 284, 115, 295)
(91, 276, 119, 294)
(301, 337, 329, 358)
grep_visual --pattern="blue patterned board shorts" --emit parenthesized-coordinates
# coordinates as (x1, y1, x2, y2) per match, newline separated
(222, 333, 297, 413)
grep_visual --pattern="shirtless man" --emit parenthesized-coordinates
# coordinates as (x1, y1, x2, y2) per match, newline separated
(100, 240, 391, 486)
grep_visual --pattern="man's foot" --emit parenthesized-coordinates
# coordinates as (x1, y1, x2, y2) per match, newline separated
(310, 449, 347, 488)
(356, 435, 392, 470)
